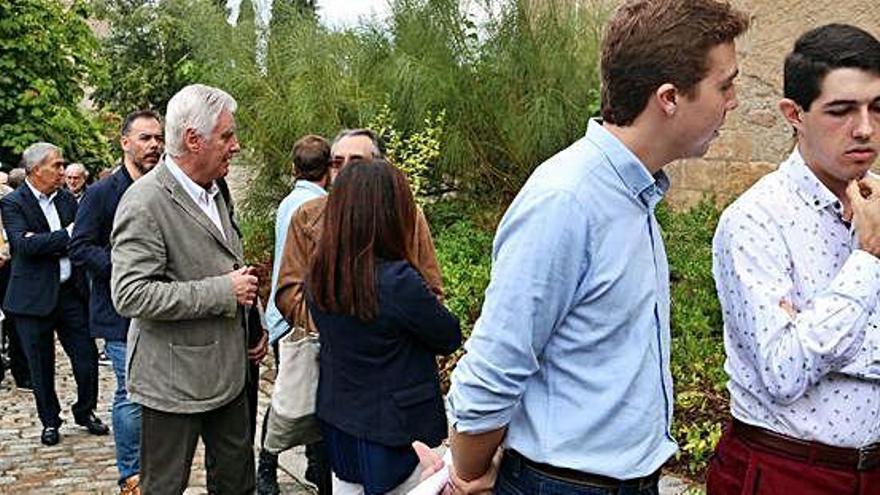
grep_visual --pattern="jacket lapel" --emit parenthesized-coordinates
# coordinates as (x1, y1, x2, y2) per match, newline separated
(18, 186, 51, 232)
(155, 161, 242, 261)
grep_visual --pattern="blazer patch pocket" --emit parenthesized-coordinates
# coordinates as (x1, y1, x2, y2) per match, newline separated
(169, 341, 223, 401)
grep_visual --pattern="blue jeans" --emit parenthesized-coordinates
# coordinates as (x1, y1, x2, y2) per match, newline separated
(495, 451, 660, 495)
(105, 340, 141, 484)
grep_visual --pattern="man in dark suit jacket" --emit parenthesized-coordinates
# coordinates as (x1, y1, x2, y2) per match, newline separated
(70, 110, 163, 493)
(1, 142, 108, 446)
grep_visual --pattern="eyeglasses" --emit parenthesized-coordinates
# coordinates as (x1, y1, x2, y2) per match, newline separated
(330, 154, 366, 167)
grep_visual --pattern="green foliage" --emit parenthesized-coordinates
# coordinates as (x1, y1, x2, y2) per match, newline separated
(91, 0, 208, 117)
(372, 0, 607, 198)
(658, 197, 728, 480)
(175, 0, 606, 221)
(431, 209, 493, 337)
(0, 0, 112, 170)
(369, 103, 445, 202)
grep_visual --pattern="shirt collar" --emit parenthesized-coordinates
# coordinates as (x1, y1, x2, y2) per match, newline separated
(780, 148, 841, 213)
(165, 156, 220, 204)
(25, 178, 56, 203)
(583, 118, 668, 209)
(294, 179, 326, 196)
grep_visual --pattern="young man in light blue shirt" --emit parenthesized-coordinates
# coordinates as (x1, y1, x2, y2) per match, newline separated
(442, 1, 750, 493)
(258, 134, 333, 495)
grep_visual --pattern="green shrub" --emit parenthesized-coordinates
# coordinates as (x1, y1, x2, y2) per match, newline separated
(658, 197, 728, 480)
(433, 216, 493, 338)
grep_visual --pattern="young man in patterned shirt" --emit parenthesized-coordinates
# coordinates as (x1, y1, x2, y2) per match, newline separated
(709, 24, 880, 494)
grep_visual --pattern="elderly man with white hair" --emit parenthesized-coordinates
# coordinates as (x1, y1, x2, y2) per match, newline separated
(111, 84, 259, 493)
(64, 162, 89, 202)
(0, 142, 106, 446)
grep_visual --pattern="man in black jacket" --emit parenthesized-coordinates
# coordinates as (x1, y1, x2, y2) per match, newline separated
(0, 142, 107, 446)
(71, 110, 163, 494)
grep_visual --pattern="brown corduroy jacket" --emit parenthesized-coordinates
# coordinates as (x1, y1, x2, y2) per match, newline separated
(274, 196, 444, 332)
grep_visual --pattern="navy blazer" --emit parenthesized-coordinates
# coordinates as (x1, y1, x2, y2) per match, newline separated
(310, 260, 461, 448)
(70, 166, 133, 341)
(1, 183, 84, 317)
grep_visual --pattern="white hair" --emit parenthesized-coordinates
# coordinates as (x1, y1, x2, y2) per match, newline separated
(22, 142, 61, 174)
(65, 162, 88, 178)
(164, 84, 238, 157)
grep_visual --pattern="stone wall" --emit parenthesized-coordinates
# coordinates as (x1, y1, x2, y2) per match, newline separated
(665, 1, 880, 208)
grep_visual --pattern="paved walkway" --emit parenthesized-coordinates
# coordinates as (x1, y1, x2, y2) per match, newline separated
(0, 341, 312, 494)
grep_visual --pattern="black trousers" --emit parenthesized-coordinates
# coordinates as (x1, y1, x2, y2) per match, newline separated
(141, 389, 256, 494)
(12, 282, 97, 427)
(0, 264, 30, 384)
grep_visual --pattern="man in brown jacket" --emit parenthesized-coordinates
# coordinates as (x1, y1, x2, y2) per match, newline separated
(271, 129, 442, 494)
(274, 128, 443, 329)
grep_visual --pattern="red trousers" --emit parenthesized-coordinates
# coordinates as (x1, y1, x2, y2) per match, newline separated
(707, 426, 880, 495)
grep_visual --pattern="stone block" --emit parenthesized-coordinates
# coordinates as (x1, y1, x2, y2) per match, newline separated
(724, 161, 777, 199)
(706, 131, 754, 162)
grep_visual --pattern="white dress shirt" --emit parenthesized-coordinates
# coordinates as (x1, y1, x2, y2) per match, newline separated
(25, 179, 71, 283)
(714, 149, 880, 448)
(165, 157, 226, 240)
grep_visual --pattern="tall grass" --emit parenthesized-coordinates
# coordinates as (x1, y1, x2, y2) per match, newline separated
(181, 0, 607, 221)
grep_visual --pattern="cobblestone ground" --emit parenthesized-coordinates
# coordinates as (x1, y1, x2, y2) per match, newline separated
(0, 341, 312, 494)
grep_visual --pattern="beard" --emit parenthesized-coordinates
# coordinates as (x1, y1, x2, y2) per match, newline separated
(132, 152, 160, 176)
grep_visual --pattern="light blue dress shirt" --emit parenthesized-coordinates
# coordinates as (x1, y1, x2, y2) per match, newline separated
(265, 180, 327, 344)
(447, 119, 677, 479)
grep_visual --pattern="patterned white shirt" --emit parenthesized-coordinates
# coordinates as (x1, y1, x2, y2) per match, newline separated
(713, 149, 880, 448)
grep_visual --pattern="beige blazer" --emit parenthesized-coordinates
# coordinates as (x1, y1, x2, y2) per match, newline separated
(110, 160, 246, 414)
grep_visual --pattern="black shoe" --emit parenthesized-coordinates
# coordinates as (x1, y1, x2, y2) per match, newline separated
(257, 450, 280, 495)
(41, 426, 60, 446)
(75, 412, 109, 435)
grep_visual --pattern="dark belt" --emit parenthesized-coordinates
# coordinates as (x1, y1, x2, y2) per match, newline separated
(731, 418, 880, 471)
(506, 449, 661, 489)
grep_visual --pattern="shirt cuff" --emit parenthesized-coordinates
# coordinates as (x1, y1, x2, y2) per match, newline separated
(446, 392, 514, 435)
(832, 250, 880, 310)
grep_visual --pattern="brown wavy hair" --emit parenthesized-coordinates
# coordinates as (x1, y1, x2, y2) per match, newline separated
(307, 158, 416, 322)
(601, 0, 750, 126)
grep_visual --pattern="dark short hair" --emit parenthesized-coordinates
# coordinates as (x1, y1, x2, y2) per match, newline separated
(292, 135, 331, 181)
(601, 0, 749, 126)
(307, 158, 416, 322)
(121, 110, 162, 136)
(784, 24, 880, 111)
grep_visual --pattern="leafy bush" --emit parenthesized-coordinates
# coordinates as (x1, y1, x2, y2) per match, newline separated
(0, 0, 113, 170)
(369, 103, 445, 203)
(657, 197, 728, 479)
(91, 0, 207, 117)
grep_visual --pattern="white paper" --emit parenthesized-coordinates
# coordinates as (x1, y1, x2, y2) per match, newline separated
(407, 450, 452, 495)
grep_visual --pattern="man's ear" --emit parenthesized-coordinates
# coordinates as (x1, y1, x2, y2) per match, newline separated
(779, 98, 804, 133)
(656, 83, 678, 117)
(183, 128, 202, 153)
